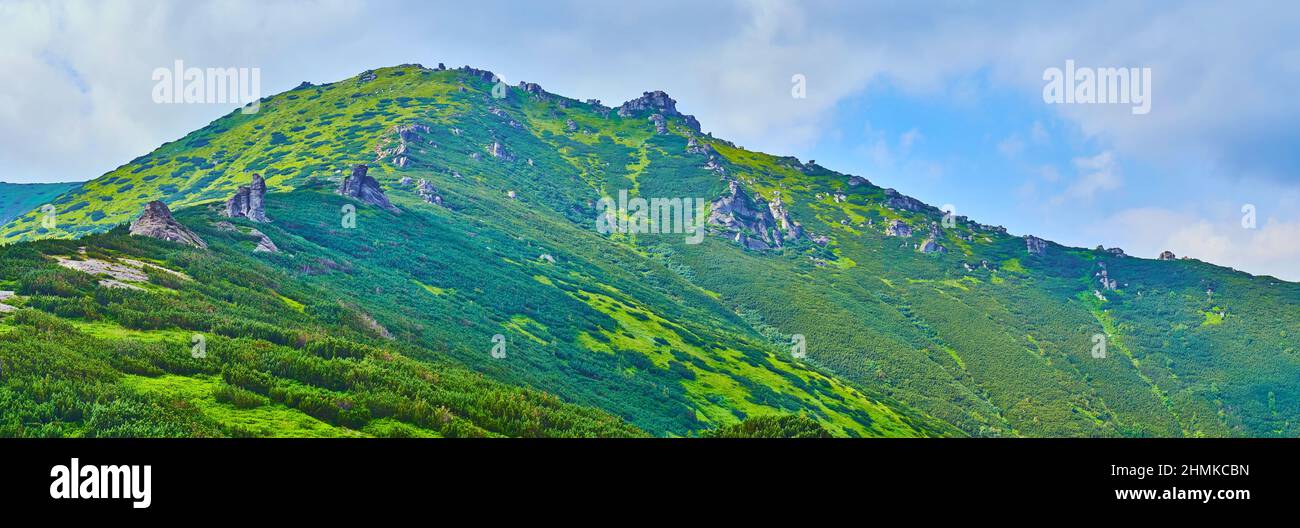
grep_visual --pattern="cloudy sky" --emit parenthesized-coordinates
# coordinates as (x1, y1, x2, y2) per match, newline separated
(2, 0, 1299, 280)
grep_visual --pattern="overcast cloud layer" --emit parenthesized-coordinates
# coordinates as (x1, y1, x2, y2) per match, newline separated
(1, 0, 1298, 279)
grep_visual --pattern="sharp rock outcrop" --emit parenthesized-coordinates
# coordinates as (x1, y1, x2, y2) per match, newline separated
(222, 174, 270, 222)
(249, 229, 279, 253)
(616, 91, 701, 132)
(1097, 245, 1127, 257)
(338, 164, 399, 213)
(686, 137, 715, 156)
(882, 188, 931, 213)
(919, 238, 948, 254)
(649, 113, 668, 134)
(1025, 235, 1047, 256)
(767, 192, 804, 241)
(707, 180, 801, 250)
(129, 201, 207, 249)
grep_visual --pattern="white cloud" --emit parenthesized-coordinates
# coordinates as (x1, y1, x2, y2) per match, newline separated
(1093, 207, 1300, 281)
(1055, 151, 1120, 203)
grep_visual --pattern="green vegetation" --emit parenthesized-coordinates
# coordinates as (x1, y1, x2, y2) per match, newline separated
(2, 64, 1297, 437)
(0, 182, 81, 225)
(705, 414, 832, 438)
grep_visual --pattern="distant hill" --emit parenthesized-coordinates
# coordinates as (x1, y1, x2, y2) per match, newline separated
(0, 182, 81, 225)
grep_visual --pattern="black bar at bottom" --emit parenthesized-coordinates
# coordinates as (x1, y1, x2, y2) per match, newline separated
(2, 438, 1289, 518)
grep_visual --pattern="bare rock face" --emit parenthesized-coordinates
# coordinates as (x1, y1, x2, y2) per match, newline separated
(919, 238, 948, 254)
(1025, 235, 1047, 256)
(338, 164, 399, 213)
(767, 193, 804, 241)
(518, 81, 546, 100)
(1097, 245, 1127, 257)
(886, 220, 913, 237)
(616, 90, 702, 132)
(223, 174, 270, 222)
(882, 188, 929, 213)
(649, 113, 668, 134)
(1159, 250, 1177, 260)
(1096, 267, 1119, 290)
(685, 137, 715, 156)
(249, 229, 279, 253)
(130, 201, 207, 248)
(707, 180, 800, 250)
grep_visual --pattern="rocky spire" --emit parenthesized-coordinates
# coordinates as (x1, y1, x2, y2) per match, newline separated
(129, 201, 207, 248)
(223, 174, 269, 222)
(338, 164, 399, 213)
(707, 180, 790, 250)
(616, 91, 702, 132)
(1025, 235, 1047, 256)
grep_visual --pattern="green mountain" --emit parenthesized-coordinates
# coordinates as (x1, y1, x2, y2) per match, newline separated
(0, 182, 81, 225)
(1, 64, 1297, 437)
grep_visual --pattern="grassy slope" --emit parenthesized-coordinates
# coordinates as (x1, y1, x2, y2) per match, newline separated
(2, 64, 1297, 437)
(0, 182, 81, 225)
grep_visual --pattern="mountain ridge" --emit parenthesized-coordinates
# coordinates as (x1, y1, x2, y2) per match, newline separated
(2, 63, 1282, 284)
(2, 63, 1297, 437)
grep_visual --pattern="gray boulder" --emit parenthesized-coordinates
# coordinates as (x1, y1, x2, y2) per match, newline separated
(338, 164, 399, 213)
(130, 201, 207, 248)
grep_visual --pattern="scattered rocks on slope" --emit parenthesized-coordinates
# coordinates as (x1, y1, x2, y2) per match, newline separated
(848, 175, 870, 186)
(223, 174, 270, 222)
(216, 220, 277, 253)
(416, 179, 444, 206)
(55, 252, 192, 289)
(489, 141, 515, 161)
(1025, 235, 1047, 256)
(1159, 250, 1176, 260)
(338, 164, 400, 213)
(130, 201, 207, 248)
(885, 220, 913, 237)
(686, 137, 715, 155)
(1095, 265, 1119, 291)
(376, 123, 433, 168)
(565, 119, 579, 132)
(0, 290, 16, 313)
(56, 256, 148, 282)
